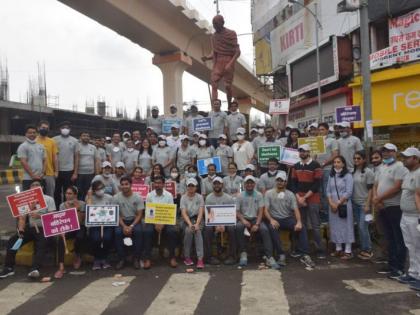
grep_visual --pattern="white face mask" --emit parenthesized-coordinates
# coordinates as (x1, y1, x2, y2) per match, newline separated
(61, 128, 70, 136)
(285, 131, 290, 137)
(187, 172, 197, 178)
(26, 138, 36, 144)
(334, 168, 342, 173)
(219, 143, 226, 148)
(158, 140, 166, 147)
(170, 172, 178, 179)
(199, 140, 206, 146)
(258, 128, 264, 135)
(102, 172, 111, 178)
(269, 170, 277, 175)
(127, 148, 134, 152)
(237, 135, 245, 141)
(95, 189, 105, 197)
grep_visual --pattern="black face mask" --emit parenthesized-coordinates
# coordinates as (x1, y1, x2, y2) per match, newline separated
(39, 128, 49, 136)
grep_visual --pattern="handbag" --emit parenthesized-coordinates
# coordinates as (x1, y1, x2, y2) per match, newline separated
(333, 175, 347, 218)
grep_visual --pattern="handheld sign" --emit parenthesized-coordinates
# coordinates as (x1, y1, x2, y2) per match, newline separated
(258, 145, 282, 164)
(145, 203, 177, 225)
(193, 117, 213, 132)
(132, 184, 149, 200)
(85, 205, 119, 227)
(164, 181, 177, 198)
(162, 118, 183, 134)
(280, 148, 300, 166)
(298, 136, 326, 155)
(41, 208, 80, 238)
(197, 156, 222, 176)
(269, 99, 290, 115)
(336, 106, 361, 123)
(205, 204, 237, 226)
(7, 187, 47, 217)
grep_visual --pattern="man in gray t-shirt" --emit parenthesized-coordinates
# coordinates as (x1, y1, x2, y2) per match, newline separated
(208, 99, 228, 148)
(337, 122, 363, 172)
(147, 106, 163, 135)
(226, 101, 246, 143)
(106, 133, 125, 167)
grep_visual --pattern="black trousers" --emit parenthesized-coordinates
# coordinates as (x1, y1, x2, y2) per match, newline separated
(54, 171, 74, 207)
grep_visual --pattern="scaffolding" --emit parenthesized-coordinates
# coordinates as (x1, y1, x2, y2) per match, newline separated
(0, 60, 9, 101)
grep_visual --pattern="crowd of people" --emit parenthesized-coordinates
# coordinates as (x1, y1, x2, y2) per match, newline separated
(1, 99, 419, 293)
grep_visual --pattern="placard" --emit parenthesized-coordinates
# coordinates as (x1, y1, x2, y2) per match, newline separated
(164, 181, 177, 198)
(197, 156, 222, 176)
(41, 208, 80, 238)
(205, 204, 237, 226)
(145, 203, 177, 225)
(162, 118, 183, 134)
(269, 99, 290, 115)
(258, 145, 282, 164)
(132, 184, 149, 200)
(336, 106, 361, 123)
(193, 117, 213, 132)
(298, 136, 326, 155)
(85, 205, 119, 227)
(280, 148, 300, 166)
(6, 187, 47, 217)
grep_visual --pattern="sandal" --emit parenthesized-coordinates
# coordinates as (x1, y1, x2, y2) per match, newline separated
(340, 253, 353, 260)
(330, 251, 342, 257)
(54, 269, 65, 279)
(357, 251, 373, 260)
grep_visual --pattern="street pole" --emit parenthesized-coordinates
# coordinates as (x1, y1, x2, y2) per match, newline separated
(359, 0, 372, 149)
(214, 0, 220, 14)
(314, 2, 322, 123)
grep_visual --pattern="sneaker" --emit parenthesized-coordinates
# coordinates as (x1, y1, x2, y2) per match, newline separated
(102, 260, 111, 270)
(410, 280, 420, 291)
(373, 256, 388, 264)
(133, 258, 141, 270)
(316, 251, 327, 260)
(388, 270, 404, 281)
(266, 257, 280, 270)
(239, 252, 248, 267)
(357, 251, 373, 260)
(300, 255, 315, 268)
(0, 267, 15, 279)
(277, 254, 286, 267)
(184, 258, 194, 266)
(115, 260, 125, 270)
(92, 260, 101, 271)
(27, 269, 40, 279)
(209, 256, 221, 265)
(170, 258, 178, 268)
(290, 251, 302, 258)
(377, 266, 392, 274)
(73, 255, 82, 270)
(143, 259, 151, 270)
(196, 259, 205, 269)
(397, 274, 417, 284)
(224, 256, 236, 265)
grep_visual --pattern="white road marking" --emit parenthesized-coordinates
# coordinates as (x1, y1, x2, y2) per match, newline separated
(343, 278, 411, 295)
(144, 272, 210, 315)
(0, 282, 53, 314)
(410, 310, 420, 315)
(240, 270, 290, 315)
(48, 276, 134, 315)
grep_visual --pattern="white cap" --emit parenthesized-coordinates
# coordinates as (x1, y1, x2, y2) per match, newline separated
(256, 122, 265, 128)
(180, 135, 189, 141)
(146, 126, 154, 131)
(250, 128, 258, 133)
(212, 176, 224, 184)
(193, 131, 201, 137)
(169, 104, 177, 108)
(383, 143, 398, 152)
(186, 178, 198, 186)
(134, 140, 140, 145)
(102, 161, 112, 168)
(340, 121, 351, 128)
(236, 127, 246, 135)
(244, 175, 256, 183)
(286, 124, 294, 129)
(245, 164, 255, 171)
(309, 122, 318, 129)
(401, 147, 420, 158)
(298, 144, 311, 151)
(122, 131, 131, 137)
(329, 126, 335, 132)
(151, 106, 159, 111)
(276, 171, 287, 181)
(105, 136, 111, 141)
(116, 161, 125, 169)
(199, 133, 207, 139)
(158, 135, 167, 140)
(218, 134, 227, 140)
(171, 123, 180, 129)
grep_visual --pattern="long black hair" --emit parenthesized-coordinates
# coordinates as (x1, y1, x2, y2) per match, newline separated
(139, 138, 153, 156)
(353, 150, 367, 174)
(151, 163, 165, 182)
(286, 128, 301, 148)
(330, 155, 349, 178)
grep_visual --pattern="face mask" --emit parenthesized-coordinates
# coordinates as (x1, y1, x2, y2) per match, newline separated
(26, 138, 36, 144)
(237, 135, 245, 141)
(340, 131, 348, 138)
(258, 128, 264, 135)
(199, 140, 206, 146)
(39, 128, 48, 136)
(219, 143, 226, 148)
(171, 172, 178, 179)
(285, 131, 290, 137)
(158, 140, 166, 147)
(127, 148, 134, 152)
(208, 174, 215, 179)
(231, 111, 238, 115)
(269, 170, 277, 175)
(102, 172, 111, 178)
(383, 157, 395, 165)
(61, 128, 70, 136)
(95, 189, 105, 197)
(334, 168, 342, 173)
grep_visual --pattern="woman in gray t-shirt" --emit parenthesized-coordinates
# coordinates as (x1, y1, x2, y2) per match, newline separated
(138, 139, 153, 175)
(152, 136, 173, 177)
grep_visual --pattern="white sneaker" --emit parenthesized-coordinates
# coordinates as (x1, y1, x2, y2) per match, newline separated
(239, 252, 248, 266)
(28, 269, 40, 279)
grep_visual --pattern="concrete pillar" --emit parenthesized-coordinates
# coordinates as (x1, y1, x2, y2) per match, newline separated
(153, 52, 192, 117)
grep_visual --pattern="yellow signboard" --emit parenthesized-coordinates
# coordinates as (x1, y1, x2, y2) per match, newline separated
(255, 37, 272, 75)
(351, 63, 420, 127)
(298, 136, 326, 155)
(145, 203, 176, 225)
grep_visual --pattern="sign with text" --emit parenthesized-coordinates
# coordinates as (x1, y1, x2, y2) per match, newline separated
(41, 208, 80, 238)
(205, 204, 237, 226)
(165, 181, 177, 198)
(336, 106, 361, 123)
(85, 205, 119, 227)
(193, 117, 213, 132)
(280, 148, 300, 166)
(7, 187, 47, 217)
(197, 156, 222, 176)
(162, 118, 183, 134)
(258, 145, 282, 164)
(269, 99, 290, 115)
(132, 184, 149, 200)
(145, 203, 177, 225)
(298, 136, 326, 155)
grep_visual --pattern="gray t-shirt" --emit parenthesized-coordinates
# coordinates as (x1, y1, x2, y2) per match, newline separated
(223, 175, 243, 195)
(106, 143, 125, 167)
(226, 112, 246, 141)
(208, 111, 227, 139)
(53, 135, 78, 172)
(352, 168, 375, 205)
(92, 174, 119, 196)
(215, 145, 233, 176)
(184, 114, 203, 137)
(236, 190, 264, 219)
(376, 161, 408, 207)
(337, 135, 363, 171)
(30, 195, 55, 227)
(258, 172, 278, 192)
(138, 150, 153, 174)
(252, 136, 266, 151)
(122, 149, 139, 174)
(59, 200, 86, 212)
(147, 116, 163, 135)
(196, 146, 215, 160)
(17, 140, 45, 180)
(78, 143, 98, 175)
(176, 146, 195, 172)
(90, 193, 114, 205)
(112, 192, 144, 220)
(152, 146, 173, 176)
(317, 137, 338, 170)
(205, 192, 235, 206)
(264, 189, 297, 219)
(401, 168, 420, 215)
(97, 147, 107, 163)
(180, 193, 204, 218)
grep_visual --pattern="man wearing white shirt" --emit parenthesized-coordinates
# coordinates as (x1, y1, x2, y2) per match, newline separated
(232, 128, 254, 174)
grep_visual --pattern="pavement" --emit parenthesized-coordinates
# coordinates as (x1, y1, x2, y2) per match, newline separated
(0, 185, 17, 240)
(0, 258, 419, 315)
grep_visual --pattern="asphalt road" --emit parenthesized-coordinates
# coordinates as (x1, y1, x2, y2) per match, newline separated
(0, 258, 419, 315)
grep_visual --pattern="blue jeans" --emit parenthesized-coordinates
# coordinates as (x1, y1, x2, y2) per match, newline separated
(352, 202, 372, 251)
(300, 203, 323, 251)
(115, 220, 143, 259)
(89, 226, 114, 260)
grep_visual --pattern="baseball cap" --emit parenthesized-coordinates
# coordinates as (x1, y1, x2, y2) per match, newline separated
(276, 171, 287, 181)
(383, 143, 398, 152)
(171, 123, 180, 129)
(170, 104, 177, 108)
(218, 134, 227, 140)
(236, 127, 246, 135)
(199, 134, 207, 139)
(158, 135, 167, 140)
(193, 131, 201, 137)
(250, 128, 258, 134)
(400, 147, 420, 158)
(146, 126, 154, 131)
(245, 164, 255, 171)
(286, 124, 294, 129)
(212, 176, 223, 184)
(186, 178, 198, 186)
(180, 135, 189, 141)
(256, 122, 265, 128)
(102, 161, 112, 168)
(340, 121, 351, 128)
(116, 161, 125, 169)
(244, 175, 256, 183)
(105, 136, 111, 141)
(122, 131, 131, 137)
(151, 106, 159, 111)
(309, 122, 318, 129)
(298, 144, 311, 152)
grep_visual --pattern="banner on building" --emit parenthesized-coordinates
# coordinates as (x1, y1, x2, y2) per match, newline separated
(145, 203, 177, 225)
(336, 106, 361, 123)
(7, 187, 47, 218)
(269, 99, 290, 115)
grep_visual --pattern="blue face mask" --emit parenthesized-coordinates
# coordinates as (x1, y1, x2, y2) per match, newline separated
(383, 157, 395, 165)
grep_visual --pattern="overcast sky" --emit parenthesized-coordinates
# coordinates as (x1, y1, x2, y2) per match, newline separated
(0, 0, 253, 118)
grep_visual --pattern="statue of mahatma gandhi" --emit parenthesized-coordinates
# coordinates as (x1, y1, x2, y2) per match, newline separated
(202, 15, 241, 106)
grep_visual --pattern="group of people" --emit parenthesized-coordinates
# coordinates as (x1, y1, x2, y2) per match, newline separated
(1, 99, 419, 293)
